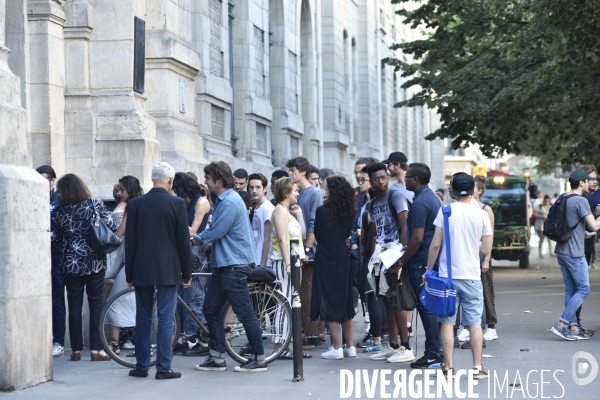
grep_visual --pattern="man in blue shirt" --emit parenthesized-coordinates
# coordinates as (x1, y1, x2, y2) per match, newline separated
(394, 162, 443, 369)
(193, 161, 266, 373)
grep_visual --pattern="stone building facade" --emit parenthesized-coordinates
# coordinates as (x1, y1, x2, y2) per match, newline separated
(4, 0, 445, 197)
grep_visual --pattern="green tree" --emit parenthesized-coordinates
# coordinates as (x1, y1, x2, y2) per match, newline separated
(388, 0, 600, 173)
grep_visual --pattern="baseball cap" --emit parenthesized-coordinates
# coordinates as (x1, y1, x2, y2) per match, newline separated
(451, 174, 475, 196)
(570, 169, 596, 181)
(382, 152, 408, 164)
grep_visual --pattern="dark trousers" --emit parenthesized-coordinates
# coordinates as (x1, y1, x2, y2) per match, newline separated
(135, 285, 178, 372)
(409, 266, 442, 357)
(64, 270, 106, 351)
(366, 292, 385, 337)
(203, 265, 264, 358)
(51, 254, 66, 345)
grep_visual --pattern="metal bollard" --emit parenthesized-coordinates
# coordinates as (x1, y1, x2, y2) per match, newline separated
(289, 227, 304, 382)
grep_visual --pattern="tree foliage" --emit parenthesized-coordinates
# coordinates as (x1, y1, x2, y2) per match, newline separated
(387, 0, 600, 173)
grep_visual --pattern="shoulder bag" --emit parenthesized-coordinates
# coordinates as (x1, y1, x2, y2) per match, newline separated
(90, 199, 123, 254)
(420, 204, 457, 318)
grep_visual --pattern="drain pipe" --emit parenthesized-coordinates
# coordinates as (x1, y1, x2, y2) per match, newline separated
(316, 0, 324, 167)
(376, 0, 384, 159)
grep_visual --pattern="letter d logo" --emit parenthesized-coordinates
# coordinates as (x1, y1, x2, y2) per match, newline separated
(572, 351, 598, 386)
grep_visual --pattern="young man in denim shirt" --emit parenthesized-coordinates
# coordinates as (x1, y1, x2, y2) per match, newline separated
(193, 161, 267, 372)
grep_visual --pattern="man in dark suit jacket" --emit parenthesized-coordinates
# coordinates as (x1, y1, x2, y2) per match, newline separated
(125, 162, 192, 380)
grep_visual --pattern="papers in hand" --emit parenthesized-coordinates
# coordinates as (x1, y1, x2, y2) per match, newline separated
(379, 242, 404, 269)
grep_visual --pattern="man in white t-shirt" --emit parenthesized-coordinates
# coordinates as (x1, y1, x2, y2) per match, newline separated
(248, 173, 275, 266)
(424, 173, 493, 379)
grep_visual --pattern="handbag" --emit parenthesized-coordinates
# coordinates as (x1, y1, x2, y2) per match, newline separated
(105, 244, 125, 279)
(420, 204, 457, 318)
(90, 199, 122, 254)
(398, 265, 417, 311)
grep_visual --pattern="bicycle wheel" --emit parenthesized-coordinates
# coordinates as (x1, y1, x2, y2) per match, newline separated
(223, 284, 292, 364)
(100, 288, 180, 368)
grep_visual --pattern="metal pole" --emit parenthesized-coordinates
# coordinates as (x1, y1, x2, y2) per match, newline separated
(289, 227, 304, 382)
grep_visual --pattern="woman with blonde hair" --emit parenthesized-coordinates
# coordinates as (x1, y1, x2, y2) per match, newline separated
(270, 177, 310, 359)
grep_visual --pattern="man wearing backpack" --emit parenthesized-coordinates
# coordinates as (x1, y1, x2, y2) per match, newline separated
(549, 169, 600, 341)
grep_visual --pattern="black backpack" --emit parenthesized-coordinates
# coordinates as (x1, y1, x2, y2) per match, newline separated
(543, 194, 581, 243)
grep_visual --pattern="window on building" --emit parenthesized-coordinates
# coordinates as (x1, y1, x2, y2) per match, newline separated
(211, 105, 225, 139)
(380, 9, 385, 30)
(254, 25, 265, 97)
(290, 136, 299, 157)
(256, 122, 267, 153)
(209, 0, 224, 77)
(288, 51, 298, 113)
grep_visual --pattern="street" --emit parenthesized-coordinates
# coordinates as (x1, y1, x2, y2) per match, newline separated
(12, 239, 600, 400)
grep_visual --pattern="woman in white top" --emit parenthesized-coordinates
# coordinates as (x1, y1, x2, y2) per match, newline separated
(270, 177, 308, 359)
(533, 195, 552, 256)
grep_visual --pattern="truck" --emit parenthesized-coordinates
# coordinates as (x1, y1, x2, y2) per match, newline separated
(481, 175, 531, 269)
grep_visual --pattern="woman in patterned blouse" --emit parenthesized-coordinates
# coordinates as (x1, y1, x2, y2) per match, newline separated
(52, 174, 119, 361)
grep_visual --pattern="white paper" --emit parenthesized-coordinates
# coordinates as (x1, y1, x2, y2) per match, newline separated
(380, 244, 404, 269)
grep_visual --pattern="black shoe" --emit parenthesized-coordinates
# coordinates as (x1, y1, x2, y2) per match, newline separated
(454, 336, 460, 348)
(194, 356, 227, 371)
(410, 354, 442, 369)
(233, 356, 268, 373)
(460, 340, 486, 350)
(357, 334, 372, 348)
(129, 369, 148, 378)
(173, 342, 188, 354)
(184, 342, 210, 356)
(155, 370, 181, 380)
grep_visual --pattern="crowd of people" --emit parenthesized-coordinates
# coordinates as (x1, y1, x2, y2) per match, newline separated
(38, 152, 600, 380)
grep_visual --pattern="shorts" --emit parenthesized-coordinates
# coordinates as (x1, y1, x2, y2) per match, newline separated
(439, 279, 483, 327)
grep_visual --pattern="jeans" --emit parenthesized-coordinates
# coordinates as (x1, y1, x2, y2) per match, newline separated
(180, 278, 207, 336)
(203, 265, 264, 359)
(556, 254, 590, 326)
(366, 292, 385, 337)
(135, 285, 178, 372)
(64, 270, 105, 351)
(409, 266, 442, 357)
(51, 253, 66, 345)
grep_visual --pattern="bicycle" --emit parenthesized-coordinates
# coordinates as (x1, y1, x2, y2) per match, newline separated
(100, 272, 292, 368)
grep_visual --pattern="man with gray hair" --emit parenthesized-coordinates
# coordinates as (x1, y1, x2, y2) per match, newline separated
(126, 161, 192, 379)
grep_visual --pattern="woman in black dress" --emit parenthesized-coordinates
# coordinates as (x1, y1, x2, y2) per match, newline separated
(311, 175, 357, 360)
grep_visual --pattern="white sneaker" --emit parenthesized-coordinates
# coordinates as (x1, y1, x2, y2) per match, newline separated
(483, 328, 498, 341)
(122, 340, 135, 350)
(52, 342, 64, 357)
(369, 345, 396, 361)
(457, 329, 470, 342)
(365, 323, 370, 333)
(364, 312, 370, 323)
(343, 346, 357, 358)
(387, 346, 415, 363)
(321, 347, 343, 360)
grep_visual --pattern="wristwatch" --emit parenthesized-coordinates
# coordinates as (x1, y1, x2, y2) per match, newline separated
(304, 246, 311, 254)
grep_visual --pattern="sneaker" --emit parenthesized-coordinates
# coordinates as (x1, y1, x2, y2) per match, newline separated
(233, 356, 267, 372)
(363, 343, 382, 353)
(343, 346, 357, 358)
(472, 365, 489, 379)
(365, 323, 370, 334)
(441, 365, 455, 378)
(52, 343, 64, 357)
(410, 354, 443, 369)
(122, 340, 135, 350)
(387, 347, 416, 363)
(454, 336, 460, 348)
(572, 328, 592, 340)
(369, 345, 396, 361)
(483, 328, 498, 341)
(155, 370, 181, 380)
(577, 326, 595, 337)
(195, 356, 227, 371)
(184, 342, 210, 356)
(357, 334, 372, 348)
(321, 347, 343, 360)
(550, 323, 577, 341)
(364, 312, 370, 323)
(457, 329, 470, 342)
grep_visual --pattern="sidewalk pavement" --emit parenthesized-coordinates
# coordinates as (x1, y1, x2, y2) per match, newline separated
(10, 248, 600, 399)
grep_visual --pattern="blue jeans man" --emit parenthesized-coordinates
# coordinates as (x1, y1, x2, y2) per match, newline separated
(134, 285, 178, 373)
(556, 254, 590, 326)
(202, 266, 264, 361)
